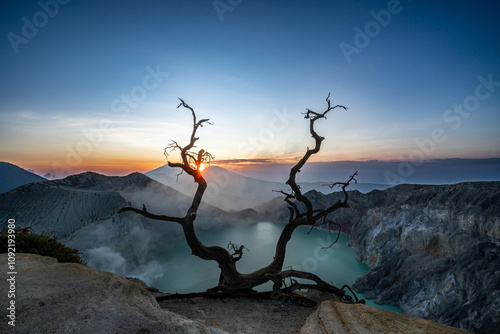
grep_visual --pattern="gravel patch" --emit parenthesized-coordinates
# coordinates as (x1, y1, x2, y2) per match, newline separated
(159, 296, 318, 334)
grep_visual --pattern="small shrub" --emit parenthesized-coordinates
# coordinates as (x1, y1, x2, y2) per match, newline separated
(0, 227, 84, 264)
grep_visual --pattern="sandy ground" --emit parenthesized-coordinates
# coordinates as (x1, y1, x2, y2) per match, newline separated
(158, 296, 319, 334)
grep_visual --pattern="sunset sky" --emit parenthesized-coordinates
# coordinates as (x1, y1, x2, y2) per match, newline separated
(1, 1, 499, 181)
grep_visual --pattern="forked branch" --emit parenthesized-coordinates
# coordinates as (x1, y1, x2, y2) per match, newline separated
(286, 93, 347, 223)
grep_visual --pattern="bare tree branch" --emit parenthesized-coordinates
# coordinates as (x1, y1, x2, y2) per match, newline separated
(273, 189, 302, 218)
(121, 95, 363, 305)
(286, 93, 347, 223)
(118, 207, 184, 224)
(323, 171, 358, 202)
(321, 222, 342, 249)
(227, 241, 248, 262)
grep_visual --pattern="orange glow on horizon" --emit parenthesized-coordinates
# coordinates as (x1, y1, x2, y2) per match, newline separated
(12, 151, 423, 179)
(18, 157, 167, 178)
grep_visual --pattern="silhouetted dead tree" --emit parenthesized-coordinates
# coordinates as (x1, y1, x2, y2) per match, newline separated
(119, 95, 362, 305)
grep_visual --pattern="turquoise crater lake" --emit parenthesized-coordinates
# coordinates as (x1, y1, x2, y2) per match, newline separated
(150, 222, 402, 313)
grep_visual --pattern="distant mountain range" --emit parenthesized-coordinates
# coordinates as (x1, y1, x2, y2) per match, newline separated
(146, 164, 390, 211)
(0, 161, 389, 212)
(0, 169, 262, 238)
(234, 158, 500, 185)
(0, 161, 47, 194)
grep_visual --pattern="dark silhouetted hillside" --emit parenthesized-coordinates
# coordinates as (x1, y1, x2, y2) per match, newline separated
(0, 161, 46, 194)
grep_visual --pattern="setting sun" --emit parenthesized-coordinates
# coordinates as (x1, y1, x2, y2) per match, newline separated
(198, 163, 207, 171)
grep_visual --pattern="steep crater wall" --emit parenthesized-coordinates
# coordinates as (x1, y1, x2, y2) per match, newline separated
(267, 182, 500, 333)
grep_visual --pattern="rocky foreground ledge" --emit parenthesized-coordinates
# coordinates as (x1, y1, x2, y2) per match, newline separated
(0, 254, 224, 334)
(1, 254, 471, 333)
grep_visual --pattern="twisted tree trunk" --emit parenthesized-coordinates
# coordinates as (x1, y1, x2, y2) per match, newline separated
(119, 95, 362, 304)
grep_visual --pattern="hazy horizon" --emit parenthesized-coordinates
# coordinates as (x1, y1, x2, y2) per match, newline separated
(5, 157, 500, 187)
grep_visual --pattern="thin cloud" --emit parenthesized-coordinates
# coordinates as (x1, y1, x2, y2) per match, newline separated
(213, 158, 274, 164)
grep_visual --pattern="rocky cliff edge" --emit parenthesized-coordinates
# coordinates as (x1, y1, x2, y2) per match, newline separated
(1, 254, 473, 334)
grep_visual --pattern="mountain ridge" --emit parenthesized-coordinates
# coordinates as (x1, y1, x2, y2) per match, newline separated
(0, 161, 47, 194)
(146, 164, 391, 211)
(0, 170, 255, 284)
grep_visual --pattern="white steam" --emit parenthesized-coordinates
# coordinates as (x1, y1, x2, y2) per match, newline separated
(85, 246, 164, 284)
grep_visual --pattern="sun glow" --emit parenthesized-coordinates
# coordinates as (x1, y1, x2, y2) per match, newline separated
(198, 163, 207, 171)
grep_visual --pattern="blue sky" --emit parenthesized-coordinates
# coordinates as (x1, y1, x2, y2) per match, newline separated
(0, 0, 499, 180)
